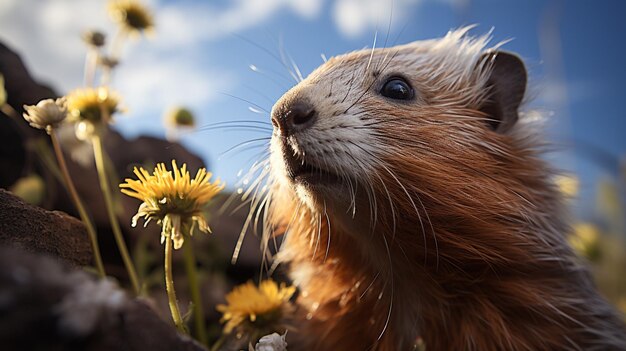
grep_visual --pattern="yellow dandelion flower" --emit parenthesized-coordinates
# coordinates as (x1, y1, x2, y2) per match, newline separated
(217, 280, 296, 334)
(10, 174, 46, 205)
(569, 222, 602, 261)
(108, 0, 154, 34)
(66, 87, 120, 125)
(555, 174, 579, 198)
(119, 160, 224, 249)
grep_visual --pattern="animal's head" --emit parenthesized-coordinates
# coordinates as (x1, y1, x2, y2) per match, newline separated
(267, 28, 537, 252)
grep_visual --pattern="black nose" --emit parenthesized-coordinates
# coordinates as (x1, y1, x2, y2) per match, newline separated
(271, 101, 317, 136)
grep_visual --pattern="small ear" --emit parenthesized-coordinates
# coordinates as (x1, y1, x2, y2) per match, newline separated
(478, 51, 527, 133)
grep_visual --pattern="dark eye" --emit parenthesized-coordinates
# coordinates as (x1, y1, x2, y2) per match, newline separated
(380, 77, 414, 100)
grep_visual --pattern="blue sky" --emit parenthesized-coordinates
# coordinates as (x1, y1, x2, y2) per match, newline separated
(1, 0, 625, 218)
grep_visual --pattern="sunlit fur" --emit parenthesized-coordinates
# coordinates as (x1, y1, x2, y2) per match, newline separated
(248, 28, 626, 350)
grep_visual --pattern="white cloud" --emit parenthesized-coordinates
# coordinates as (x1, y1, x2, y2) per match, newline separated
(534, 79, 596, 109)
(332, 0, 421, 38)
(141, 0, 325, 51)
(112, 51, 231, 116)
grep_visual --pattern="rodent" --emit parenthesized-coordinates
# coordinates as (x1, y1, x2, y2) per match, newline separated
(260, 28, 626, 350)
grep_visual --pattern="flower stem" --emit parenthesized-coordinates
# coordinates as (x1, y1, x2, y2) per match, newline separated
(209, 335, 227, 351)
(83, 47, 99, 87)
(165, 237, 186, 333)
(1, 103, 20, 120)
(110, 28, 127, 61)
(50, 130, 106, 278)
(183, 242, 208, 345)
(92, 133, 140, 294)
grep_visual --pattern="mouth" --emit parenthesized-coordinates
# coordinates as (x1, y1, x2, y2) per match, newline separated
(282, 145, 340, 186)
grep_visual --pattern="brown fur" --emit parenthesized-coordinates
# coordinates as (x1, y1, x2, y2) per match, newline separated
(260, 30, 626, 350)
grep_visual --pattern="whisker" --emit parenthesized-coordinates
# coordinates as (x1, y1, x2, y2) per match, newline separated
(230, 160, 268, 264)
(373, 1, 393, 73)
(232, 32, 300, 84)
(219, 92, 271, 114)
(341, 71, 358, 104)
(258, 193, 273, 280)
(278, 34, 304, 82)
(243, 83, 280, 105)
(248, 64, 293, 90)
(381, 0, 394, 52)
(198, 120, 272, 127)
(377, 228, 394, 342)
(218, 163, 265, 217)
(286, 50, 304, 82)
(311, 213, 322, 259)
(323, 201, 332, 262)
(195, 125, 272, 134)
(248, 106, 266, 115)
(359, 271, 380, 300)
(345, 49, 402, 114)
(231, 160, 271, 264)
(218, 137, 271, 159)
(365, 29, 378, 75)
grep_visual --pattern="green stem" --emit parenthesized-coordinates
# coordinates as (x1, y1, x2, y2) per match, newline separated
(92, 133, 140, 294)
(1, 103, 20, 120)
(183, 243, 208, 345)
(32, 137, 65, 186)
(210, 334, 228, 351)
(50, 130, 106, 278)
(165, 237, 186, 333)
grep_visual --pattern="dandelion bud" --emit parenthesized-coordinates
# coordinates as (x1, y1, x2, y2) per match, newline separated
(256, 333, 288, 351)
(108, 0, 154, 35)
(99, 56, 120, 70)
(22, 97, 68, 131)
(82, 30, 106, 48)
(165, 107, 195, 128)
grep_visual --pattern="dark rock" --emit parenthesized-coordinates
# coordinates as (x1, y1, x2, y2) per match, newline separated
(0, 42, 56, 188)
(0, 118, 27, 188)
(0, 189, 92, 266)
(0, 42, 56, 109)
(0, 247, 207, 351)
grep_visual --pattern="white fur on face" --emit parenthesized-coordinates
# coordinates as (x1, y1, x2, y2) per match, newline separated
(269, 60, 380, 209)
